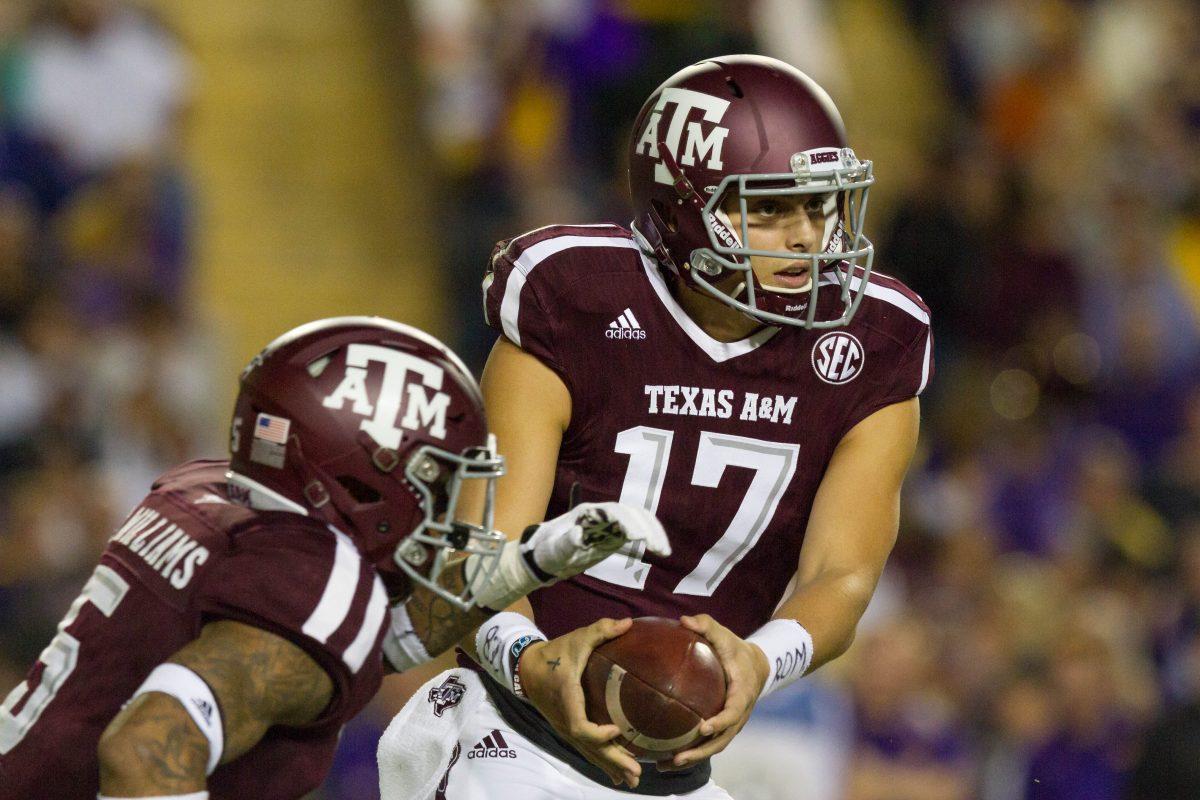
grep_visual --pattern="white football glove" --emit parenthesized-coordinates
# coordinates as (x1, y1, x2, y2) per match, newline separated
(524, 501, 671, 578)
(467, 502, 671, 610)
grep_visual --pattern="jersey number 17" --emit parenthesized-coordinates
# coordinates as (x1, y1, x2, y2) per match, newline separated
(586, 426, 798, 595)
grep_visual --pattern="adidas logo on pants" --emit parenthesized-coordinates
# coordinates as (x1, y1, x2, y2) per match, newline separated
(468, 729, 517, 759)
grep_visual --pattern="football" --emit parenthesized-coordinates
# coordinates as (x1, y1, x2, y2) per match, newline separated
(582, 617, 727, 761)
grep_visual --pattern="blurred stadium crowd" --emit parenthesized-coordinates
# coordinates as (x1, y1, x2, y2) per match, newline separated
(0, 0, 223, 701)
(3, 1, 1200, 799)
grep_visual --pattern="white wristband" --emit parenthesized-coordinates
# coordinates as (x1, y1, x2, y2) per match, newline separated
(746, 619, 814, 699)
(475, 612, 546, 695)
(466, 539, 541, 611)
(381, 603, 432, 672)
(99, 794, 209, 800)
(131, 663, 223, 775)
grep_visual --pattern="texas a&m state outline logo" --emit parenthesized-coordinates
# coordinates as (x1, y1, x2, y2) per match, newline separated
(427, 675, 467, 717)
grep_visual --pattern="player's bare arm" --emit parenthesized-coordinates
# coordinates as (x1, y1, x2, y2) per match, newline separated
(403, 557, 488, 661)
(782, 396, 920, 665)
(98, 620, 333, 795)
(670, 397, 921, 769)
(462, 337, 648, 787)
(481, 337, 570, 535)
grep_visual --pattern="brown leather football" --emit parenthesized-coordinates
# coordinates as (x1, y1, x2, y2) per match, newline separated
(582, 617, 727, 761)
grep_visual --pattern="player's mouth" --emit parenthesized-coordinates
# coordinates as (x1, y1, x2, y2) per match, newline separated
(770, 265, 811, 290)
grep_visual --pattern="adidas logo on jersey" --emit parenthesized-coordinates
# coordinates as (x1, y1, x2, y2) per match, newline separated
(467, 729, 517, 759)
(606, 308, 646, 339)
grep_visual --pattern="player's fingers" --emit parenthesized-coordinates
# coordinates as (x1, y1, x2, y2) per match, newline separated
(671, 722, 740, 766)
(563, 716, 623, 746)
(699, 680, 756, 736)
(583, 741, 641, 787)
(679, 613, 716, 636)
(623, 508, 671, 556)
(601, 741, 641, 774)
(579, 616, 632, 648)
(640, 522, 672, 557)
(584, 751, 626, 787)
(698, 700, 744, 737)
(557, 674, 623, 746)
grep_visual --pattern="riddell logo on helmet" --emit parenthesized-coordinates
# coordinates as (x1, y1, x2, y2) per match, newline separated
(707, 214, 737, 249)
(635, 88, 731, 186)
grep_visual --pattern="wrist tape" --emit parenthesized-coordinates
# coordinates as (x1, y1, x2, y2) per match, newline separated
(474, 612, 546, 695)
(466, 539, 542, 611)
(382, 603, 432, 672)
(130, 663, 223, 775)
(746, 619, 814, 699)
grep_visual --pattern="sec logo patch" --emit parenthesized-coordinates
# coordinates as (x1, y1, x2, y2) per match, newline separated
(812, 332, 864, 384)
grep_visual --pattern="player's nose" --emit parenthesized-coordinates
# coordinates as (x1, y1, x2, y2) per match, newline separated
(785, 212, 821, 253)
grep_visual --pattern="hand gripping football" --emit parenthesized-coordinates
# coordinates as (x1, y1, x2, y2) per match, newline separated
(582, 617, 726, 761)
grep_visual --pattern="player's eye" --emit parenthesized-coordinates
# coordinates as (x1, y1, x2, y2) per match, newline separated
(805, 194, 834, 216)
(750, 201, 780, 218)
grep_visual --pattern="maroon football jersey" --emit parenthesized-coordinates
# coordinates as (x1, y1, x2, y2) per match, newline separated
(483, 224, 932, 639)
(0, 460, 389, 800)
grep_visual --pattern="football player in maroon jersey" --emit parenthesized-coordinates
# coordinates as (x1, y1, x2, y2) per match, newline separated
(0, 317, 668, 800)
(378, 55, 933, 798)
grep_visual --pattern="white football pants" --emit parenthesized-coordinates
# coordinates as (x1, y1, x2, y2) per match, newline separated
(379, 668, 732, 800)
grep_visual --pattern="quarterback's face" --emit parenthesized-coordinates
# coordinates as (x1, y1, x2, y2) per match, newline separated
(723, 193, 837, 292)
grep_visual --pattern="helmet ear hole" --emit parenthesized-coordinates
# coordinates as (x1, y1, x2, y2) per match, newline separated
(337, 475, 382, 505)
(651, 199, 678, 234)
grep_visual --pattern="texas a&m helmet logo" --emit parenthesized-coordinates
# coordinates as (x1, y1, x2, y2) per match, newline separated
(634, 87, 731, 186)
(427, 675, 467, 717)
(812, 332, 864, 384)
(322, 343, 451, 445)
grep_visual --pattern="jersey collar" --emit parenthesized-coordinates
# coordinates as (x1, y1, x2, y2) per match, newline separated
(635, 243, 781, 363)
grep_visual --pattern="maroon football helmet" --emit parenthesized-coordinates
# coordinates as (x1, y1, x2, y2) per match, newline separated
(629, 54, 875, 328)
(228, 317, 504, 608)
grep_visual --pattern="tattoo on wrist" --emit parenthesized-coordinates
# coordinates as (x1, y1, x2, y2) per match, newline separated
(407, 560, 487, 656)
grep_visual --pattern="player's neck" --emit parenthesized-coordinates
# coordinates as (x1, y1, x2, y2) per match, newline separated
(674, 281, 768, 342)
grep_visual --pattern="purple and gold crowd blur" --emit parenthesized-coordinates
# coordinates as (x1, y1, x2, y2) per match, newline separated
(2, 2, 1199, 799)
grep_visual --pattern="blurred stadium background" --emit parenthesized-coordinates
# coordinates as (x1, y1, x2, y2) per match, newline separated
(1, 1, 1198, 798)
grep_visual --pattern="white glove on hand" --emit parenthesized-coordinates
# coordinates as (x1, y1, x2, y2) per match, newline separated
(522, 501, 671, 580)
(467, 502, 671, 610)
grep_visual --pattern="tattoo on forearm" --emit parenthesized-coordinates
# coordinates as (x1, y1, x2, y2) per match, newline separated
(99, 695, 208, 794)
(173, 622, 333, 759)
(406, 560, 488, 657)
(100, 621, 333, 794)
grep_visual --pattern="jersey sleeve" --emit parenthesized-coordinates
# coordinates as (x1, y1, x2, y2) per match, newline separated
(482, 237, 566, 377)
(882, 318, 934, 405)
(196, 524, 386, 698)
(845, 306, 934, 432)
